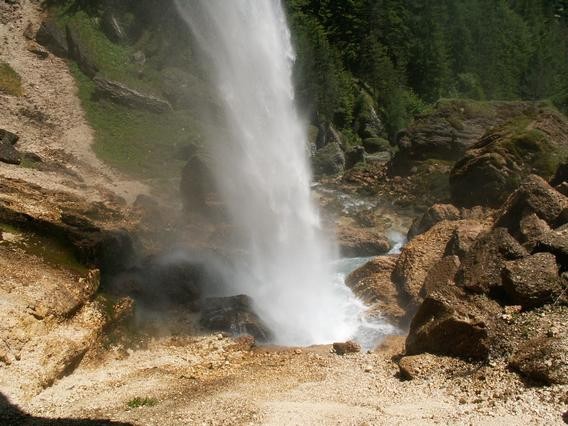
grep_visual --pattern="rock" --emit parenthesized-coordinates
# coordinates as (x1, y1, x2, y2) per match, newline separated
(27, 46, 49, 59)
(332, 340, 361, 355)
(315, 122, 343, 150)
(534, 226, 568, 270)
(0, 129, 19, 145)
(0, 142, 22, 165)
(407, 204, 461, 240)
(420, 255, 461, 298)
(363, 137, 391, 155)
(101, 9, 128, 43)
(510, 336, 568, 385)
(336, 225, 391, 257)
(160, 67, 214, 111)
(450, 108, 568, 208)
(93, 75, 172, 113)
(345, 255, 408, 326)
(66, 24, 99, 78)
(353, 92, 385, 140)
(392, 220, 463, 307)
(312, 142, 345, 176)
(398, 354, 441, 380)
(518, 213, 551, 250)
(180, 149, 216, 216)
(457, 228, 528, 294)
(406, 282, 500, 360)
(502, 253, 563, 309)
(495, 175, 568, 231)
(200, 295, 272, 342)
(549, 162, 568, 187)
(23, 21, 34, 39)
(35, 20, 68, 58)
(444, 220, 489, 258)
(345, 145, 365, 169)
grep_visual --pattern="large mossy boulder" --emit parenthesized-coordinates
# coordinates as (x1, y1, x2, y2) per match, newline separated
(450, 107, 568, 208)
(312, 142, 345, 176)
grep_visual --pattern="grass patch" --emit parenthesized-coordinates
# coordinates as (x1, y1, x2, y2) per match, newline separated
(127, 397, 158, 409)
(0, 62, 22, 96)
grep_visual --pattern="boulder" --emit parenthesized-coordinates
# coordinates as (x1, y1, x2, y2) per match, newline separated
(312, 142, 345, 176)
(398, 353, 443, 380)
(336, 225, 390, 257)
(392, 220, 463, 306)
(353, 92, 385, 141)
(457, 228, 528, 294)
(510, 336, 568, 385)
(407, 204, 461, 239)
(495, 175, 568, 231)
(0, 142, 21, 165)
(0, 129, 18, 145)
(200, 295, 272, 342)
(93, 75, 172, 113)
(35, 20, 68, 58)
(444, 220, 489, 258)
(332, 340, 361, 355)
(518, 213, 551, 251)
(66, 24, 99, 78)
(315, 122, 343, 150)
(345, 145, 365, 169)
(549, 162, 568, 187)
(362, 137, 390, 155)
(450, 108, 568, 208)
(420, 255, 461, 298)
(345, 255, 407, 326)
(534, 226, 568, 270)
(502, 253, 563, 309)
(180, 150, 216, 216)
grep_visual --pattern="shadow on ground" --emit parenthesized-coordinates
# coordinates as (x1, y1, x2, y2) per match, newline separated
(0, 393, 131, 426)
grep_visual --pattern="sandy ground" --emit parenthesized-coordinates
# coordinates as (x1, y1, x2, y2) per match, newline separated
(0, 0, 147, 204)
(20, 334, 568, 425)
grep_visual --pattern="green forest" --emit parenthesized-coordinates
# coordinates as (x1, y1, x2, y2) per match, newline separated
(286, 0, 568, 140)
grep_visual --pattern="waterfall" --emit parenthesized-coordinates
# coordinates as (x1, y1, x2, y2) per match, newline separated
(175, 0, 362, 345)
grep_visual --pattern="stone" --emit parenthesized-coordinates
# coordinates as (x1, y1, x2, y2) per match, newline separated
(345, 145, 365, 169)
(444, 220, 489, 258)
(332, 340, 361, 355)
(101, 9, 128, 43)
(345, 255, 408, 326)
(510, 336, 568, 385)
(392, 220, 462, 307)
(66, 24, 99, 78)
(518, 213, 551, 251)
(180, 150, 216, 216)
(457, 228, 528, 294)
(550, 162, 568, 187)
(0, 129, 18, 145)
(93, 75, 172, 113)
(27, 46, 49, 59)
(503, 253, 563, 309)
(315, 122, 343, 150)
(398, 354, 441, 380)
(407, 204, 461, 240)
(312, 142, 345, 176)
(200, 295, 272, 342)
(420, 256, 461, 298)
(495, 175, 568, 231)
(35, 20, 68, 58)
(0, 142, 22, 165)
(336, 225, 391, 257)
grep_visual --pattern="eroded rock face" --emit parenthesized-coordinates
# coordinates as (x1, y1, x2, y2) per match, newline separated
(200, 295, 272, 342)
(502, 253, 564, 309)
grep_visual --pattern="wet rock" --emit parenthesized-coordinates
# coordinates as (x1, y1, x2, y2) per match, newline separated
(200, 295, 272, 342)
(495, 175, 568, 231)
(502, 253, 563, 309)
(312, 142, 345, 176)
(35, 20, 68, 58)
(332, 340, 361, 355)
(66, 24, 99, 78)
(510, 336, 568, 385)
(457, 228, 528, 294)
(93, 76, 171, 112)
(345, 255, 407, 326)
(407, 204, 461, 240)
(336, 225, 390, 257)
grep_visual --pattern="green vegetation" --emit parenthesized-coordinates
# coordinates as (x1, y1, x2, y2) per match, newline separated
(0, 62, 22, 96)
(126, 397, 158, 409)
(286, 0, 568, 142)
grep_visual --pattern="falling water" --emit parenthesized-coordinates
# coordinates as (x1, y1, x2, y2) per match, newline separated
(175, 0, 364, 345)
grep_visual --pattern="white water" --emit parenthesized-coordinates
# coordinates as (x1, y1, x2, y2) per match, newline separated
(175, 0, 370, 345)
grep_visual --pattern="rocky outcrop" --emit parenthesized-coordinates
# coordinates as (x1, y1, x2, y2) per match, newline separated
(93, 75, 172, 113)
(345, 255, 408, 326)
(450, 108, 568, 208)
(336, 225, 391, 257)
(390, 100, 538, 175)
(312, 142, 345, 176)
(200, 295, 272, 342)
(35, 19, 68, 58)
